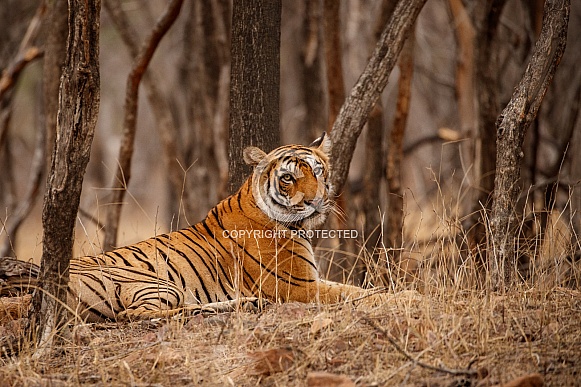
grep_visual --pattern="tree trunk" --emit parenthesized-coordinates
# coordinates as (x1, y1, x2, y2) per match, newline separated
(385, 36, 414, 256)
(329, 0, 427, 197)
(358, 0, 398, 284)
(489, 0, 569, 290)
(228, 0, 281, 193)
(181, 0, 230, 221)
(301, 0, 327, 141)
(30, 0, 101, 353)
(43, 0, 68, 169)
(464, 0, 506, 266)
(323, 0, 344, 133)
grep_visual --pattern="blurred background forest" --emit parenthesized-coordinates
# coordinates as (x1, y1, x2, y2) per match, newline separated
(1, 0, 580, 287)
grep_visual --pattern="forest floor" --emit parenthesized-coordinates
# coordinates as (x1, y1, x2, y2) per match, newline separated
(1, 286, 580, 386)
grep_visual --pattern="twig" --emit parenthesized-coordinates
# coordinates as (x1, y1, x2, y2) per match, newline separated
(0, 1, 48, 256)
(0, 1, 46, 100)
(0, 48, 44, 100)
(0, 109, 46, 257)
(103, 0, 184, 250)
(363, 315, 478, 377)
(78, 207, 106, 232)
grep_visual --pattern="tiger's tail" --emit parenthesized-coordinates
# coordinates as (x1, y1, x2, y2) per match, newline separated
(0, 257, 39, 296)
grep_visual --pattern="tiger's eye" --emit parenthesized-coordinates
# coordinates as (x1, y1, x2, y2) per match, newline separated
(280, 173, 293, 183)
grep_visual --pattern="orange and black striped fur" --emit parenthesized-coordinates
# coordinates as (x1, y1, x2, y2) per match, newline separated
(68, 134, 375, 322)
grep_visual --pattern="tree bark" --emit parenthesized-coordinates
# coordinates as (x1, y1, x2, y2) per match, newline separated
(103, 0, 184, 250)
(42, 0, 68, 177)
(228, 0, 281, 194)
(301, 0, 327, 141)
(464, 0, 506, 264)
(385, 36, 414, 255)
(323, 0, 345, 132)
(329, 0, 427, 197)
(362, 0, 398, 269)
(489, 0, 569, 290)
(30, 0, 100, 352)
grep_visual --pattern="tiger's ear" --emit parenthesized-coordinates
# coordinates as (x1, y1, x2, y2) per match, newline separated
(310, 132, 331, 154)
(243, 146, 267, 166)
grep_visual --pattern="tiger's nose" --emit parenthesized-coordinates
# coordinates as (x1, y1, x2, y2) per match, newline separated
(304, 198, 323, 211)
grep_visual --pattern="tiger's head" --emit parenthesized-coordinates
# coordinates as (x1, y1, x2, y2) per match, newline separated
(243, 133, 334, 230)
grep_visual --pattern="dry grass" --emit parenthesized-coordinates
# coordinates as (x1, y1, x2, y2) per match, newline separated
(1, 287, 580, 386)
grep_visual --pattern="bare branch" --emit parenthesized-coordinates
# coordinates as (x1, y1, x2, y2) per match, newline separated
(104, 0, 191, 221)
(0, 1, 49, 257)
(0, 48, 44, 100)
(0, 109, 46, 257)
(0, 2, 46, 100)
(104, 0, 184, 250)
(329, 0, 427, 195)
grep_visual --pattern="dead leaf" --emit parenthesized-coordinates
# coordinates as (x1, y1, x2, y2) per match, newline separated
(311, 315, 333, 335)
(492, 373, 544, 387)
(248, 347, 294, 375)
(307, 371, 355, 387)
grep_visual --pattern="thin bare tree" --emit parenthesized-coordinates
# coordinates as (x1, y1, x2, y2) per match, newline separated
(301, 0, 327, 141)
(0, 2, 49, 258)
(103, 0, 184, 250)
(362, 0, 398, 275)
(103, 0, 190, 227)
(385, 35, 414, 259)
(489, 0, 570, 290)
(463, 0, 506, 268)
(329, 0, 427, 201)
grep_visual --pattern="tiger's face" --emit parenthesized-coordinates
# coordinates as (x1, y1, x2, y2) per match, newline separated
(243, 133, 334, 229)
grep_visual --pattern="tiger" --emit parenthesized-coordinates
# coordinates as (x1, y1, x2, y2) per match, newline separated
(60, 133, 381, 322)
